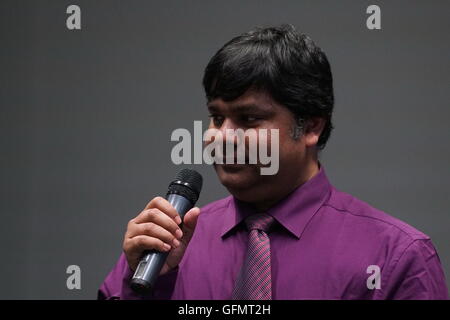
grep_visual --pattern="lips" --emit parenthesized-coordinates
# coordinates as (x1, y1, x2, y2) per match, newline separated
(223, 155, 247, 163)
(217, 163, 248, 172)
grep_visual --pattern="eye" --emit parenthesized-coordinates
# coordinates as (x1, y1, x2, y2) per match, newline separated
(208, 114, 224, 127)
(242, 115, 261, 124)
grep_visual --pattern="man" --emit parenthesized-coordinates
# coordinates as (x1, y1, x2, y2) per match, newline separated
(98, 25, 448, 299)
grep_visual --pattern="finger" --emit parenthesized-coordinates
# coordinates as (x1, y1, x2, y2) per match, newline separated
(134, 208, 182, 237)
(132, 209, 152, 224)
(143, 196, 181, 224)
(127, 222, 177, 241)
(127, 235, 171, 253)
(182, 207, 201, 234)
(127, 222, 181, 247)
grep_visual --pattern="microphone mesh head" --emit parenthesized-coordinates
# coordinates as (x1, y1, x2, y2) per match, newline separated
(175, 169, 203, 194)
(167, 169, 203, 204)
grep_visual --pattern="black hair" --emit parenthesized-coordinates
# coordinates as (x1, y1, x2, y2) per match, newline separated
(202, 24, 334, 150)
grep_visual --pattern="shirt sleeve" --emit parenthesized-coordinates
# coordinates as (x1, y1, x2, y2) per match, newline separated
(97, 252, 178, 300)
(380, 238, 449, 300)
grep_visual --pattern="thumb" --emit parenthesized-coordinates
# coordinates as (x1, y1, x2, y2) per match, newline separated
(181, 207, 200, 238)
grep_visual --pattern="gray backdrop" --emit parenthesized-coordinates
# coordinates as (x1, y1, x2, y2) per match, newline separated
(1, 0, 449, 299)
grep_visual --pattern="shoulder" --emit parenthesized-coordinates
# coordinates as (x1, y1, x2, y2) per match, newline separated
(324, 186, 430, 242)
(321, 187, 448, 298)
(320, 186, 439, 276)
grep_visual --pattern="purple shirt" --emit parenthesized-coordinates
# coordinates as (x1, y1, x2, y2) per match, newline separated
(98, 166, 448, 299)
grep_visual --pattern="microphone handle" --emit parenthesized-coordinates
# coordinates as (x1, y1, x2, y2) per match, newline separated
(130, 193, 193, 294)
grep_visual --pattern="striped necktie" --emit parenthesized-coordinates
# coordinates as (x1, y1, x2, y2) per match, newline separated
(232, 213, 275, 300)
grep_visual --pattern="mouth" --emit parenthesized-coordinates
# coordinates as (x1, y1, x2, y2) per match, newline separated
(216, 163, 248, 172)
(217, 153, 251, 163)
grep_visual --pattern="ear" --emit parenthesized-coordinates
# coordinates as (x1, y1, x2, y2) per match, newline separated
(303, 117, 326, 148)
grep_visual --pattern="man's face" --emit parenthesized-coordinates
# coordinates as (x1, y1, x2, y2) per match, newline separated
(205, 88, 317, 206)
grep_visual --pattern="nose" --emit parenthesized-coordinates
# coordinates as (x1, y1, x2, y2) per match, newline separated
(218, 118, 240, 146)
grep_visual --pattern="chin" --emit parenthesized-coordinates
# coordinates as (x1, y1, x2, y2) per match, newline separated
(214, 164, 260, 192)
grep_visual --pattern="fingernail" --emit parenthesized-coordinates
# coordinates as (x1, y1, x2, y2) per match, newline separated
(163, 243, 171, 251)
(172, 238, 180, 248)
(175, 216, 182, 225)
(175, 229, 183, 239)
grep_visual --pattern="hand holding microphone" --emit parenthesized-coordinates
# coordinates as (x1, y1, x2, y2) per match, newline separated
(122, 169, 203, 294)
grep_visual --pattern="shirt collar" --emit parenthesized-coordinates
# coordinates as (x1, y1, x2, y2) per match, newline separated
(221, 163, 332, 239)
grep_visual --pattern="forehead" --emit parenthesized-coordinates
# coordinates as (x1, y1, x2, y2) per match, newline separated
(207, 89, 279, 113)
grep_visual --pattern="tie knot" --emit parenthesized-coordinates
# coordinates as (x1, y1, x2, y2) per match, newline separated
(245, 213, 274, 232)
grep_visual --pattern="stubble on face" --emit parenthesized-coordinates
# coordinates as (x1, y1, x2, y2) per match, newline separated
(207, 89, 311, 208)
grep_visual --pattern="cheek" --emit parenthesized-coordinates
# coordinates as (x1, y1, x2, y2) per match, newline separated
(279, 135, 304, 160)
(268, 126, 297, 151)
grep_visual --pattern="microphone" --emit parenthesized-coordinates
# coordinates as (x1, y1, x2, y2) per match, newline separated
(130, 169, 203, 294)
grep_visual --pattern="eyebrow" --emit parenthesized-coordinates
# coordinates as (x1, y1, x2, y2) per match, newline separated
(207, 103, 272, 113)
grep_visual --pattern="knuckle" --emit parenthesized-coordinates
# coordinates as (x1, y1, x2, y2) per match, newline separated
(151, 196, 164, 208)
(145, 222, 156, 233)
(123, 240, 134, 253)
(146, 208, 159, 220)
(135, 236, 145, 248)
(153, 196, 164, 203)
(142, 210, 152, 222)
(126, 223, 136, 235)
